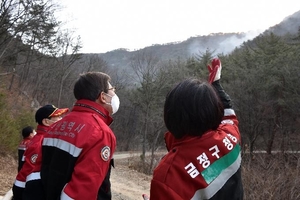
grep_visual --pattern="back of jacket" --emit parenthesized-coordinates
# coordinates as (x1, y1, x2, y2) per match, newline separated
(17, 138, 31, 172)
(13, 126, 48, 200)
(41, 100, 116, 200)
(150, 109, 243, 200)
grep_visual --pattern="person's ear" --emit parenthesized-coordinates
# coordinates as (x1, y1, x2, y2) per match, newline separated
(98, 92, 107, 104)
(42, 118, 51, 126)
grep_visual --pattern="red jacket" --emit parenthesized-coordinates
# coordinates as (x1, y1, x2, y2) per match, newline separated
(13, 125, 49, 199)
(18, 137, 32, 171)
(150, 108, 243, 200)
(41, 99, 116, 200)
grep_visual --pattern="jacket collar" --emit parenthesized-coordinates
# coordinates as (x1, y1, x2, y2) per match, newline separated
(36, 124, 49, 135)
(73, 99, 113, 125)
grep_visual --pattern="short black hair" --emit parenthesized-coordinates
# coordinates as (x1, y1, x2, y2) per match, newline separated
(74, 72, 111, 101)
(22, 126, 34, 138)
(164, 78, 224, 139)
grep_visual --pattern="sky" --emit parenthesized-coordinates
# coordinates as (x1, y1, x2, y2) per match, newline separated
(55, 0, 300, 54)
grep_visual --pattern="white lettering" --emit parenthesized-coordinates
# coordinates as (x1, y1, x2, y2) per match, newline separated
(196, 153, 210, 168)
(223, 137, 233, 150)
(209, 145, 220, 159)
(185, 163, 200, 178)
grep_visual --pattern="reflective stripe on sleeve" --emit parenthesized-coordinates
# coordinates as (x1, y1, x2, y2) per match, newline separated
(14, 180, 26, 188)
(43, 138, 82, 157)
(26, 172, 41, 182)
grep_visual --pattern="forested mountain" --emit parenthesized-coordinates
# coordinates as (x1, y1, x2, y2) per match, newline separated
(265, 10, 300, 36)
(98, 32, 252, 71)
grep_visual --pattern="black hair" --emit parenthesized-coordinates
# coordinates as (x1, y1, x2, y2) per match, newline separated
(73, 72, 111, 101)
(22, 126, 34, 138)
(164, 78, 224, 139)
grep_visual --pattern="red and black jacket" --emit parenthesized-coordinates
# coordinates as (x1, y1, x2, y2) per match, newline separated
(41, 99, 116, 200)
(150, 81, 243, 200)
(18, 137, 32, 172)
(13, 125, 49, 200)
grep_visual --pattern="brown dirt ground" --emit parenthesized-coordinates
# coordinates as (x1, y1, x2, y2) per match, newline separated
(111, 159, 152, 200)
(0, 154, 152, 200)
(0, 155, 18, 196)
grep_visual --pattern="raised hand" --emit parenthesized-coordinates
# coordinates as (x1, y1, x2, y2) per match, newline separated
(207, 58, 222, 83)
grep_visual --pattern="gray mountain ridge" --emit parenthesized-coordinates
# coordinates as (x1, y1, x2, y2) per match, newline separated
(81, 10, 300, 72)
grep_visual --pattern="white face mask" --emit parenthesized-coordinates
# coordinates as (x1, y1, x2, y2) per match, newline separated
(105, 93, 120, 115)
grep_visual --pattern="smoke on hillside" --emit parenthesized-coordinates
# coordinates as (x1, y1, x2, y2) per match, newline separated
(188, 30, 263, 56)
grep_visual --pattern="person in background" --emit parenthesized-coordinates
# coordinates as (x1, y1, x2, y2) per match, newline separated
(41, 72, 119, 200)
(12, 105, 69, 200)
(148, 58, 243, 199)
(17, 126, 36, 172)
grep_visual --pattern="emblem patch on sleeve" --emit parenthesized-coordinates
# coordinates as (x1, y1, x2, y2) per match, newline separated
(101, 146, 110, 161)
(31, 154, 38, 164)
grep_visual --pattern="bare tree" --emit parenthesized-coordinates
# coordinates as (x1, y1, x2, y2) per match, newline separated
(50, 30, 82, 107)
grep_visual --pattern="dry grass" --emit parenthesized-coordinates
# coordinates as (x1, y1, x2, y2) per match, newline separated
(242, 153, 300, 200)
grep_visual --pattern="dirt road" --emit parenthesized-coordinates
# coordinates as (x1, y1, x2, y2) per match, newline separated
(110, 152, 152, 200)
(110, 163, 151, 200)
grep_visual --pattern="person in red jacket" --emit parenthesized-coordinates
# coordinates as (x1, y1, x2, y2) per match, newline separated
(12, 104, 69, 200)
(41, 72, 119, 200)
(18, 126, 36, 172)
(148, 58, 243, 199)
